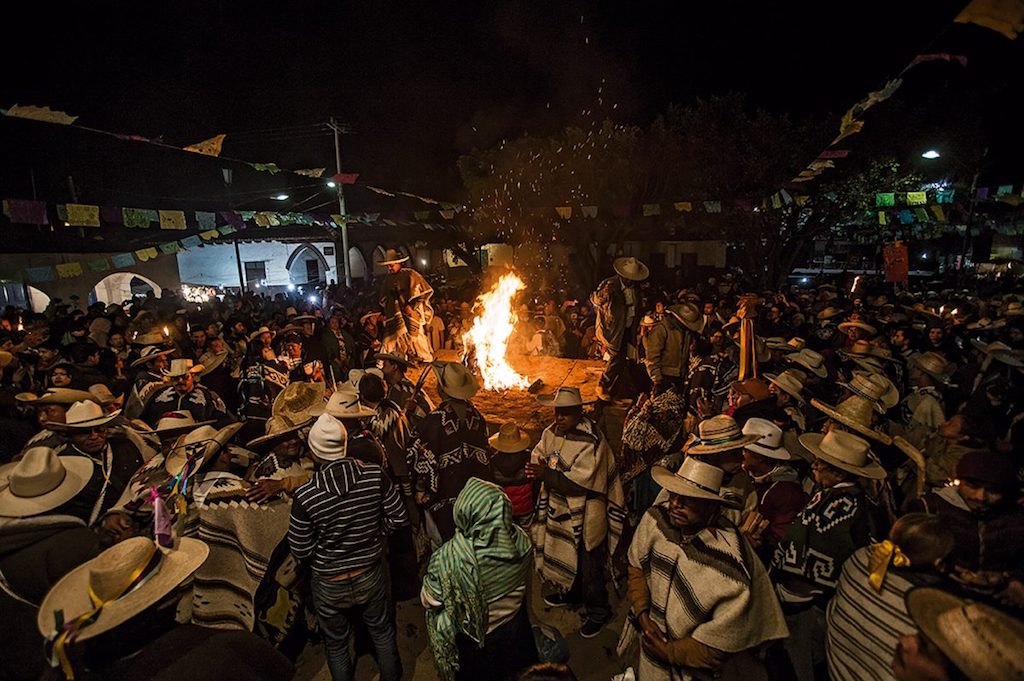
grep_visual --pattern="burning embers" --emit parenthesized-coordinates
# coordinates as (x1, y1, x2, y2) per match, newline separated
(462, 272, 531, 391)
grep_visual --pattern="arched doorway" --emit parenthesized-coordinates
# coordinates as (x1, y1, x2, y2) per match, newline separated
(348, 247, 367, 280)
(91, 272, 160, 305)
(27, 286, 50, 312)
(286, 244, 329, 287)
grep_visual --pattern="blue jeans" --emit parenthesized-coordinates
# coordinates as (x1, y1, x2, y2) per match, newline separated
(310, 564, 402, 681)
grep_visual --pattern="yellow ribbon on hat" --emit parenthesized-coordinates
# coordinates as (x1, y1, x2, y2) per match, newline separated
(739, 318, 757, 380)
(867, 539, 911, 591)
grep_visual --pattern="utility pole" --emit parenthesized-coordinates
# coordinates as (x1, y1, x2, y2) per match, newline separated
(328, 117, 352, 288)
(223, 168, 246, 293)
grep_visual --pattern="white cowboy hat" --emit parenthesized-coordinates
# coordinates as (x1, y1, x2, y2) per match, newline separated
(0, 448, 93, 518)
(164, 422, 243, 477)
(15, 388, 99, 406)
(37, 537, 209, 642)
(799, 430, 886, 480)
(152, 411, 215, 438)
(612, 256, 649, 282)
(307, 413, 348, 461)
(378, 248, 409, 266)
(687, 414, 760, 455)
(431, 361, 480, 400)
(785, 349, 828, 378)
(48, 400, 120, 431)
(325, 384, 377, 419)
(129, 345, 174, 369)
(272, 381, 326, 423)
(163, 358, 205, 378)
(489, 422, 532, 453)
(742, 418, 791, 460)
(905, 587, 1024, 681)
(651, 457, 737, 505)
(536, 386, 592, 407)
(348, 367, 385, 391)
(765, 371, 805, 405)
(247, 326, 276, 342)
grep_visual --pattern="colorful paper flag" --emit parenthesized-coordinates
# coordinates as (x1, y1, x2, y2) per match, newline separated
(439, 209, 456, 220)
(63, 203, 99, 227)
(906, 191, 927, 205)
(703, 201, 722, 213)
(159, 241, 181, 255)
(123, 207, 154, 228)
(976, 187, 990, 200)
(25, 266, 55, 282)
(295, 168, 326, 178)
(936, 189, 955, 204)
(331, 173, 360, 185)
(158, 210, 187, 230)
(795, 196, 810, 207)
(997, 184, 1014, 195)
(673, 202, 692, 212)
(4, 104, 77, 125)
(899, 209, 914, 224)
(581, 205, 598, 218)
(199, 229, 220, 240)
(219, 211, 245, 229)
(134, 247, 158, 262)
(875, 193, 896, 207)
(771, 193, 782, 209)
(111, 253, 136, 269)
(555, 206, 572, 220)
(955, 0, 1024, 39)
(56, 262, 83, 279)
(2, 198, 48, 224)
(195, 211, 217, 230)
(818, 150, 850, 159)
(878, 211, 888, 225)
(915, 207, 930, 222)
(642, 204, 661, 216)
(87, 258, 109, 273)
(101, 206, 123, 224)
(414, 211, 430, 221)
(180, 235, 202, 249)
(251, 163, 283, 174)
(218, 225, 237, 235)
(183, 134, 226, 156)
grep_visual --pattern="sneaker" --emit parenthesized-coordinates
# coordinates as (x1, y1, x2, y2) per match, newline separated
(579, 619, 605, 639)
(543, 592, 572, 608)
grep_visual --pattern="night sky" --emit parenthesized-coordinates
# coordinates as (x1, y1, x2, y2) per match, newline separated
(1, 0, 1014, 204)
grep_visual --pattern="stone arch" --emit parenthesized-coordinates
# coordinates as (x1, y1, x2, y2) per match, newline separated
(27, 286, 50, 312)
(286, 243, 330, 285)
(347, 247, 367, 280)
(91, 272, 161, 305)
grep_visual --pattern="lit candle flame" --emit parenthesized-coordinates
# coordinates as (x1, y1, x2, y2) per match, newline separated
(462, 272, 530, 390)
(162, 326, 169, 337)
(850, 275, 861, 295)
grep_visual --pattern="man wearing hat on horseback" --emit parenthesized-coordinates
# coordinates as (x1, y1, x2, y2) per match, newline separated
(591, 256, 649, 403)
(377, 248, 435, 363)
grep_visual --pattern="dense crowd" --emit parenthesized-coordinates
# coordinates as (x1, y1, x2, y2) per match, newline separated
(1, 250, 1023, 681)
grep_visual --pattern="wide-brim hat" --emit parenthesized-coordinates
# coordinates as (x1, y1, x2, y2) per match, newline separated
(666, 303, 705, 333)
(37, 537, 209, 642)
(15, 388, 98, 406)
(132, 331, 168, 346)
(325, 385, 377, 419)
(272, 380, 326, 422)
(687, 415, 759, 455)
(817, 306, 844, 320)
(837, 320, 878, 336)
(612, 256, 649, 282)
(651, 457, 738, 506)
(799, 430, 886, 480)
(247, 326, 276, 342)
(765, 371, 805, 405)
(0, 448, 94, 518)
(378, 248, 409, 266)
(431, 361, 479, 400)
(0, 350, 14, 370)
(373, 351, 410, 367)
(48, 401, 120, 432)
(742, 418, 790, 460)
(489, 422, 532, 453)
(785, 349, 828, 378)
(164, 422, 244, 477)
(839, 371, 899, 412)
(246, 413, 314, 451)
(810, 396, 892, 445)
(291, 315, 317, 324)
(153, 411, 216, 438)
(536, 386, 592, 407)
(163, 359, 204, 378)
(130, 346, 175, 369)
(905, 587, 1024, 681)
(197, 350, 228, 376)
(911, 352, 953, 383)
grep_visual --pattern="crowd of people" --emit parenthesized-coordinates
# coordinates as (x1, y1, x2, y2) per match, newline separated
(1, 249, 1023, 681)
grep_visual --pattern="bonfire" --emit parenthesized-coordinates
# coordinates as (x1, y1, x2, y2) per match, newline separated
(462, 272, 531, 391)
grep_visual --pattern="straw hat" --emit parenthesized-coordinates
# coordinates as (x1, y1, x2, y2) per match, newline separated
(0, 448, 93, 518)
(799, 430, 885, 479)
(152, 411, 215, 438)
(163, 359, 204, 378)
(15, 388, 98, 406)
(195, 350, 227, 376)
(905, 587, 1024, 681)
(536, 386, 592, 407)
(374, 351, 410, 367)
(742, 418, 790, 460)
(785, 349, 828, 378)
(651, 457, 737, 505)
(165, 422, 243, 477)
(132, 331, 168, 346)
(666, 303, 705, 333)
(247, 326, 275, 342)
(839, 371, 899, 412)
(378, 248, 409, 266)
(687, 415, 759, 455)
(130, 345, 174, 369)
(911, 352, 953, 384)
(0, 350, 13, 370)
(765, 371, 805, 405)
(37, 537, 209, 642)
(431, 361, 479, 400)
(838, 320, 878, 336)
(763, 337, 791, 352)
(348, 367, 385, 390)
(324, 384, 376, 419)
(48, 401, 120, 431)
(246, 413, 314, 451)
(489, 422, 532, 453)
(307, 413, 348, 461)
(612, 256, 649, 282)
(817, 306, 844, 320)
(1004, 302, 1024, 316)
(971, 339, 1013, 356)
(810, 395, 892, 445)
(272, 381, 326, 423)
(87, 384, 120, 407)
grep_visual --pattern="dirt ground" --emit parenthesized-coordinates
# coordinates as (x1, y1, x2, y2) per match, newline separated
(293, 359, 635, 680)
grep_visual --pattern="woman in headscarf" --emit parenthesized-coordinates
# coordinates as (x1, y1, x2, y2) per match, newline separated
(421, 477, 537, 681)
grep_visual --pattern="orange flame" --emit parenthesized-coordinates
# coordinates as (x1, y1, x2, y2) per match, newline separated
(462, 272, 530, 390)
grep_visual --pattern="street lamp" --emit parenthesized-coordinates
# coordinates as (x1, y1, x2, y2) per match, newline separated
(921, 149, 941, 159)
